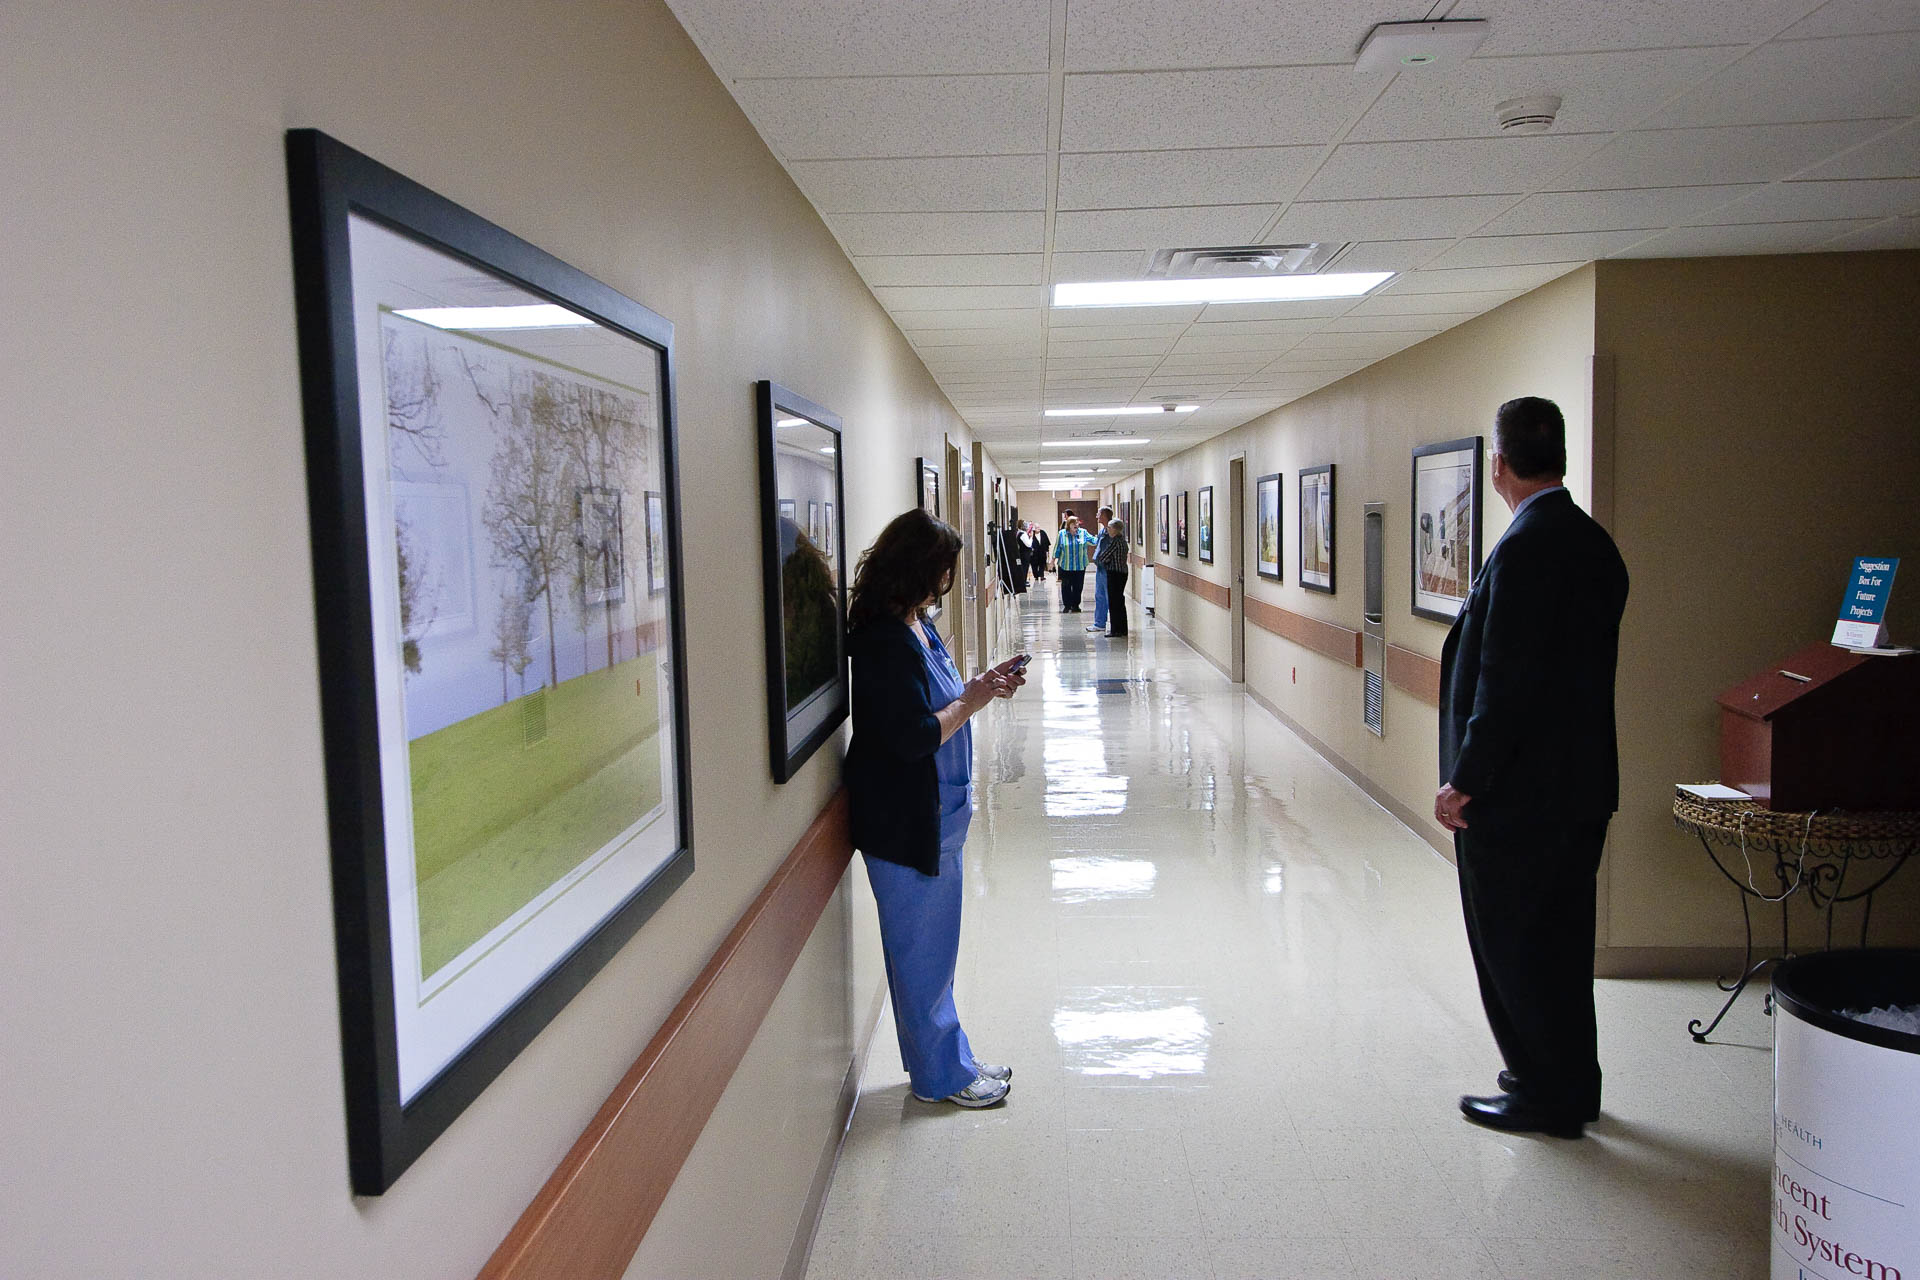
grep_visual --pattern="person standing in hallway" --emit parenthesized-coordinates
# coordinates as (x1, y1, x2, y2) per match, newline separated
(1096, 515, 1129, 638)
(1087, 505, 1115, 632)
(1027, 522, 1049, 583)
(1435, 396, 1629, 1139)
(1053, 511, 1094, 613)
(846, 509, 1030, 1108)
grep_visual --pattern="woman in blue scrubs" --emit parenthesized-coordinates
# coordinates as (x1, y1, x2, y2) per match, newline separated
(846, 509, 1029, 1107)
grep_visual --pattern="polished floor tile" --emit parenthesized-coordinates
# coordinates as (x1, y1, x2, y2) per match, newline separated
(808, 596, 1773, 1279)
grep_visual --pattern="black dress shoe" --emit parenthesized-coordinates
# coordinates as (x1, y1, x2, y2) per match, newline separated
(1459, 1093, 1585, 1139)
(1496, 1072, 1600, 1122)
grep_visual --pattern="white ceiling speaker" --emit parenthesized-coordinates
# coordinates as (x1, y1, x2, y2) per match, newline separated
(1495, 95, 1562, 134)
(1353, 20, 1491, 75)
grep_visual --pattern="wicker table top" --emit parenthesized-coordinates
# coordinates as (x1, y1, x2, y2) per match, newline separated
(1673, 787, 1920, 859)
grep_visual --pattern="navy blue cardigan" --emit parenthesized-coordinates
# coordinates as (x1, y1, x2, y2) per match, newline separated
(846, 617, 947, 875)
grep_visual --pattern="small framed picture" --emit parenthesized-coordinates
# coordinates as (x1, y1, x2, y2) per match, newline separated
(1255, 473, 1282, 582)
(916, 456, 941, 519)
(1176, 491, 1190, 559)
(1198, 486, 1214, 564)
(1298, 464, 1335, 594)
(1159, 493, 1170, 553)
(1132, 490, 1144, 546)
(1411, 437, 1483, 622)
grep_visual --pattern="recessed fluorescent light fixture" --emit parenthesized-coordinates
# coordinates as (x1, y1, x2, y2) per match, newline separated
(1042, 437, 1152, 446)
(1052, 273, 1391, 308)
(1046, 405, 1197, 418)
(393, 303, 595, 329)
(1040, 458, 1121, 466)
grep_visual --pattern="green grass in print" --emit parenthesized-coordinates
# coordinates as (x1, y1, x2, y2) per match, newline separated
(410, 654, 664, 977)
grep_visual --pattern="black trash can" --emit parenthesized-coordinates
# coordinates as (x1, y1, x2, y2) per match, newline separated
(1771, 949, 1920, 1280)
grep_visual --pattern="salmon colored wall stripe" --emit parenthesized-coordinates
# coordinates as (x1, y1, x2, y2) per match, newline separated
(1242, 597, 1362, 667)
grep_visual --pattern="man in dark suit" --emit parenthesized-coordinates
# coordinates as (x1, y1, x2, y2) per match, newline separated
(1436, 396, 1629, 1139)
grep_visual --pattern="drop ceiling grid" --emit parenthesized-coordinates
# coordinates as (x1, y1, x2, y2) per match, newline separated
(665, 0, 1920, 484)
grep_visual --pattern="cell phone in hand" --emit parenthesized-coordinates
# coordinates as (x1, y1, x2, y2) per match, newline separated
(1007, 653, 1030, 674)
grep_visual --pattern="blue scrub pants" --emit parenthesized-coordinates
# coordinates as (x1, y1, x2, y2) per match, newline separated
(1092, 564, 1109, 628)
(864, 838, 977, 1100)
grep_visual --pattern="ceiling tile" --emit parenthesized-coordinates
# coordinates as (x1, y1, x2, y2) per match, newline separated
(1469, 0, 1814, 54)
(1270, 195, 1517, 241)
(872, 284, 1047, 310)
(858, 254, 1044, 287)
(1562, 121, 1896, 189)
(1479, 185, 1760, 235)
(1348, 289, 1519, 315)
(1178, 316, 1332, 338)
(1294, 330, 1428, 353)
(1324, 315, 1460, 333)
(1045, 321, 1189, 342)
(1427, 229, 1655, 269)
(668, 0, 1051, 75)
(1648, 33, 1920, 129)
(1192, 299, 1356, 321)
(830, 211, 1046, 256)
(1300, 135, 1608, 202)
(1801, 120, 1920, 179)
(1046, 337, 1178, 357)
(1052, 205, 1279, 252)
(1621, 218, 1878, 255)
(1057, 146, 1324, 210)
(1710, 177, 1920, 223)
(1063, 0, 1407, 70)
(1784, 0, 1920, 38)
(1333, 239, 1454, 271)
(1819, 215, 1920, 249)
(1051, 304, 1207, 326)
(1170, 332, 1311, 354)
(1384, 263, 1585, 293)
(734, 74, 1048, 160)
(1061, 67, 1383, 151)
(909, 326, 1046, 346)
(789, 156, 1046, 213)
(896, 309, 1043, 330)
(1347, 47, 1739, 142)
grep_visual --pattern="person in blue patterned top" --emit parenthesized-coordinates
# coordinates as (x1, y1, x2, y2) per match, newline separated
(1052, 512, 1096, 613)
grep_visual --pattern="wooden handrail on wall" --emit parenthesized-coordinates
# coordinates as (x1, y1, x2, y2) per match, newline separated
(1386, 644, 1443, 706)
(1242, 597, 1361, 667)
(1154, 562, 1231, 610)
(478, 791, 854, 1280)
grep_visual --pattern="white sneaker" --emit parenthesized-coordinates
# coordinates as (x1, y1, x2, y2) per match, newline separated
(914, 1074, 1010, 1108)
(975, 1062, 1012, 1082)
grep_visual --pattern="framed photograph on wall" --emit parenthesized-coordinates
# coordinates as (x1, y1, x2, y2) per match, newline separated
(757, 382, 848, 784)
(1176, 491, 1190, 558)
(1298, 464, 1335, 594)
(285, 129, 694, 1193)
(1198, 486, 1215, 564)
(916, 456, 941, 519)
(1159, 493, 1170, 553)
(1255, 473, 1283, 582)
(1132, 489, 1143, 546)
(1411, 437, 1483, 622)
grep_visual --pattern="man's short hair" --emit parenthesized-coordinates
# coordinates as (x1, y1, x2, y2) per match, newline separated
(1098, 505, 1113, 519)
(1493, 397, 1566, 480)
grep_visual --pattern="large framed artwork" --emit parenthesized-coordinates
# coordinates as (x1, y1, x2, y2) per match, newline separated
(1176, 491, 1190, 558)
(757, 381, 848, 784)
(1132, 489, 1143, 547)
(1411, 437, 1483, 623)
(916, 456, 941, 519)
(1198, 486, 1215, 564)
(1299, 464, 1335, 594)
(1159, 493, 1170, 553)
(1255, 473, 1283, 582)
(285, 130, 694, 1194)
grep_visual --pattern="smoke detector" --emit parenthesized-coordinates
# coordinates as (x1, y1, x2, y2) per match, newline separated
(1495, 95, 1561, 134)
(1148, 243, 1349, 279)
(1354, 20, 1491, 75)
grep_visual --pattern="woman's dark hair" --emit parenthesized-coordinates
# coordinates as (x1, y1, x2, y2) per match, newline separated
(849, 508, 963, 632)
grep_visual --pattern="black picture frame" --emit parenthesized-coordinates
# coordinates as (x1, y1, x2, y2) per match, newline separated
(1198, 486, 1215, 564)
(286, 129, 695, 1194)
(1298, 464, 1335, 594)
(1410, 437, 1483, 623)
(916, 456, 941, 519)
(1159, 493, 1170, 553)
(757, 381, 849, 784)
(1255, 473, 1283, 582)
(1176, 490, 1190, 558)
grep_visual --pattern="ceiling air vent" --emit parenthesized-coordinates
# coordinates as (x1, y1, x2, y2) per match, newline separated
(1147, 243, 1351, 280)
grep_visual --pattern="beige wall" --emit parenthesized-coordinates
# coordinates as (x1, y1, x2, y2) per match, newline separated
(1143, 254, 1920, 968)
(1148, 268, 1598, 808)
(0, 2, 982, 1277)
(1596, 252, 1920, 957)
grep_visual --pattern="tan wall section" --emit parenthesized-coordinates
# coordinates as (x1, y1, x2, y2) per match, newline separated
(1596, 252, 1920, 954)
(1148, 269, 1598, 840)
(0, 2, 974, 1277)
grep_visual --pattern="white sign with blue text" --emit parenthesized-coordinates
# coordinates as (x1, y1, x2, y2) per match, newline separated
(1833, 556, 1899, 649)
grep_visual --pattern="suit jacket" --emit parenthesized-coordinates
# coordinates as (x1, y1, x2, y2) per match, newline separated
(846, 617, 945, 874)
(1439, 488, 1628, 826)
